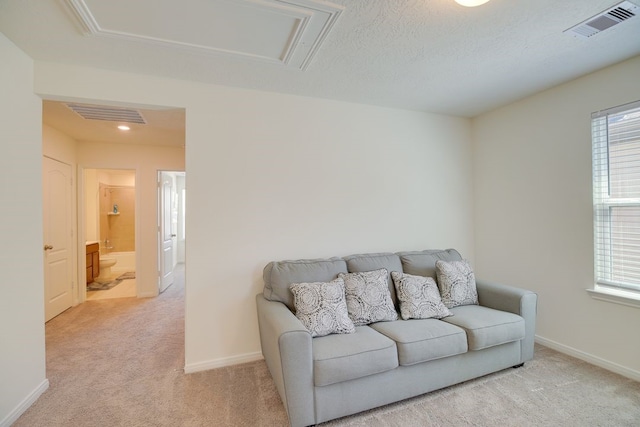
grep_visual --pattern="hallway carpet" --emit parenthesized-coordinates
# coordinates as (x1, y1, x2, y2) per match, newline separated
(14, 269, 640, 426)
(15, 266, 286, 426)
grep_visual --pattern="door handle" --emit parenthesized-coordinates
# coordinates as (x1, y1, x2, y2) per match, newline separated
(44, 244, 53, 251)
(171, 234, 177, 238)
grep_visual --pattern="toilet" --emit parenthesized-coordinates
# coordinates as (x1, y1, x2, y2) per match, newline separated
(96, 257, 117, 282)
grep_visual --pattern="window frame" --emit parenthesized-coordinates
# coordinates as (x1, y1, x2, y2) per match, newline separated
(590, 100, 640, 308)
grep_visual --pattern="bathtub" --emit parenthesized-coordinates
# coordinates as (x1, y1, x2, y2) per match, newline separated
(106, 251, 136, 273)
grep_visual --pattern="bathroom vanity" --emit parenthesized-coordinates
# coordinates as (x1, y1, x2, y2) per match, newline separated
(86, 242, 100, 284)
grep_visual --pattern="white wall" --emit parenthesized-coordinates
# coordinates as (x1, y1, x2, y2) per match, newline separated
(473, 55, 640, 378)
(0, 34, 48, 426)
(185, 92, 473, 369)
(34, 62, 474, 371)
(76, 142, 185, 297)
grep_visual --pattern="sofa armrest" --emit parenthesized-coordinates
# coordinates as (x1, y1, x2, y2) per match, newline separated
(256, 293, 315, 427)
(476, 280, 538, 363)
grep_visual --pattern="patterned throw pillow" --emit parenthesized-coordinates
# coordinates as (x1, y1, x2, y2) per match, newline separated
(290, 279, 356, 337)
(338, 269, 398, 326)
(435, 259, 479, 308)
(391, 272, 452, 320)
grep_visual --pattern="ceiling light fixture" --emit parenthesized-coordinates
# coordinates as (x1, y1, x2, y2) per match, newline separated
(117, 125, 130, 131)
(455, 0, 490, 7)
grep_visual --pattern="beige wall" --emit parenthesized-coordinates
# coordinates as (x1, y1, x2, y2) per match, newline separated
(473, 55, 640, 379)
(0, 34, 47, 425)
(43, 124, 78, 163)
(33, 61, 475, 371)
(84, 168, 99, 242)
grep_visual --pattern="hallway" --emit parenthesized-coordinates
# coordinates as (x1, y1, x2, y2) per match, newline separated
(14, 265, 289, 426)
(16, 265, 187, 425)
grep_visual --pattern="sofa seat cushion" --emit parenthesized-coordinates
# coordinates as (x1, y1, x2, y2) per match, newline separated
(370, 319, 467, 366)
(442, 305, 525, 350)
(312, 326, 398, 386)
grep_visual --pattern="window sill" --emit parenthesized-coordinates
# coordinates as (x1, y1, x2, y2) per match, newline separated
(587, 286, 640, 309)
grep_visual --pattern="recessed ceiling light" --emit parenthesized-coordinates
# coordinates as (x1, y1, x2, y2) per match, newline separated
(118, 125, 130, 131)
(455, 0, 490, 6)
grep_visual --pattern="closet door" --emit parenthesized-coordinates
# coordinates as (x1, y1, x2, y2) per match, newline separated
(43, 156, 73, 321)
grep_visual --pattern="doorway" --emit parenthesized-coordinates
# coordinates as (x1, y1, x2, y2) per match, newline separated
(41, 99, 185, 306)
(158, 171, 186, 293)
(84, 168, 137, 300)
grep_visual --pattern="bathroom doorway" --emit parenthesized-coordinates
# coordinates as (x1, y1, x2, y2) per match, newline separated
(84, 168, 137, 300)
(158, 170, 186, 293)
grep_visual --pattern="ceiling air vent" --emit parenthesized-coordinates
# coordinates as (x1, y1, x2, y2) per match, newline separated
(65, 103, 146, 124)
(565, 1, 639, 38)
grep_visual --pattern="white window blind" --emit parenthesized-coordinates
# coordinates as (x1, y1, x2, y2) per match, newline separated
(593, 100, 640, 293)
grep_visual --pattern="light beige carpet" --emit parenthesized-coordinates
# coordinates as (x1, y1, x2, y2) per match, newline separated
(322, 344, 640, 427)
(15, 269, 640, 426)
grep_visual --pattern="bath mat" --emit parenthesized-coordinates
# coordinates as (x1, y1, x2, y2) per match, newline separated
(116, 272, 135, 280)
(87, 279, 122, 291)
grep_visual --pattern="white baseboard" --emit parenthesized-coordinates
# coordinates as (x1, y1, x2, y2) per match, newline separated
(535, 335, 640, 382)
(0, 379, 49, 427)
(137, 290, 158, 298)
(184, 351, 263, 374)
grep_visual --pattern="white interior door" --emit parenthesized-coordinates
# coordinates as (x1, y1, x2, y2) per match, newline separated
(43, 157, 73, 321)
(159, 172, 176, 292)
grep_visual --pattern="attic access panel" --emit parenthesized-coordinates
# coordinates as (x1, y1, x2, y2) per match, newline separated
(64, 0, 343, 70)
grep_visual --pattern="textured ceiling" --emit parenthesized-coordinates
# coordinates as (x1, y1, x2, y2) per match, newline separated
(1, 0, 639, 118)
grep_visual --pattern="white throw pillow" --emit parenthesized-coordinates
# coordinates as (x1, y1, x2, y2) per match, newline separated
(391, 272, 452, 320)
(338, 269, 398, 326)
(290, 278, 356, 337)
(435, 259, 479, 308)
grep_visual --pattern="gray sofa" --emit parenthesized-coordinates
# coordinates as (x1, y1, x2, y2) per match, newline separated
(256, 249, 537, 427)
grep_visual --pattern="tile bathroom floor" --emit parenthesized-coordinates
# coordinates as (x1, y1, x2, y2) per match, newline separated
(86, 277, 136, 300)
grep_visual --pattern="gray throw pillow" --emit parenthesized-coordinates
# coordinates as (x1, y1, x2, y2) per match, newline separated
(290, 279, 356, 337)
(391, 271, 452, 320)
(435, 259, 479, 308)
(338, 269, 398, 326)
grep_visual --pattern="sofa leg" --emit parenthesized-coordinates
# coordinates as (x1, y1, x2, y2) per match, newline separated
(512, 363, 524, 369)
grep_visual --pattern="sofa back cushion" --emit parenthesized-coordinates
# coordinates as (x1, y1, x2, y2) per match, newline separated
(263, 257, 348, 311)
(263, 250, 464, 311)
(343, 253, 403, 307)
(397, 249, 462, 279)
